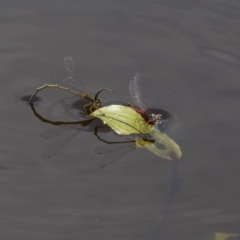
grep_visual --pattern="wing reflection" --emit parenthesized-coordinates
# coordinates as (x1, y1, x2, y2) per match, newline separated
(41, 125, 83, 158)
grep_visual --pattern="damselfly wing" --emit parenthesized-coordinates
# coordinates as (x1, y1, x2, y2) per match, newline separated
(29, 57, 116, 118)
(129, 73, 162, 125)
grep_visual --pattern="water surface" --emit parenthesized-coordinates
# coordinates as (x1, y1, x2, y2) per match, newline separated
(1, 1, 240, 239)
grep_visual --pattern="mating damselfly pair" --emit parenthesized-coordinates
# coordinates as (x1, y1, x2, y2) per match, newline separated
(29, 56, 162, 125)
(29, 57, 180, 163)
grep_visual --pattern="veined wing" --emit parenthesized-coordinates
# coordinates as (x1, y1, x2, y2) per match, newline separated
(63, 56, 87, 94)
(43, 126, 81, 158)
(96, 142, 136, 167)
(129, 72, 146, 110)
(64, 56, 76, 78)
(41, 125, 71, 139)
(51, 56, 86, 95)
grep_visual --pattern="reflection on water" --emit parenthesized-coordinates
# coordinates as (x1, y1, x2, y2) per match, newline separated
(27, 55, 183, 239)
(18, 95, 44, 108)
(1, 0, 240, 239)
(40, 121, 95, 158)
(202, 48, 239, 65)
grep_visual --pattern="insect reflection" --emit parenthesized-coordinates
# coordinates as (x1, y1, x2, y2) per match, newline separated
(94, 125, 154, 167)
(94, 125, 181, 238)
(38, 118, 95, 158)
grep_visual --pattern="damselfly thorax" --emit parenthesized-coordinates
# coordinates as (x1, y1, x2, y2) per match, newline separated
(109, 72, 162, 125)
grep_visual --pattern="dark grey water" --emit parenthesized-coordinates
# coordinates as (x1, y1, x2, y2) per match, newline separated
(1, 1, 240, 239)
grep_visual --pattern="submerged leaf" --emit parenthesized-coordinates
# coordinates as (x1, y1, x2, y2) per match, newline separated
(91, 105, 153, 135)
(151, 128, 182, 159)
(215, 232, 239, 240)
(135, 129, 182, 160)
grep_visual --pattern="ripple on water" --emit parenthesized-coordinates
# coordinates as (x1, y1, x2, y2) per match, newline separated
(17, 95, 45, 108)
(147, 107, 175, 131)
(202, 47, 239, 65)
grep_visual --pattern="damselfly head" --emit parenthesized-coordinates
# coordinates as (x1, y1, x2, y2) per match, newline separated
(149, 113, 162, 125)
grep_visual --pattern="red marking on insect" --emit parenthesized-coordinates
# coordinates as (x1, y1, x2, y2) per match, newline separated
(131, 106, 154, 124)
(81, 92, 89, 99)
(128, 73, 162, 125)
(131, 106, 162, 125)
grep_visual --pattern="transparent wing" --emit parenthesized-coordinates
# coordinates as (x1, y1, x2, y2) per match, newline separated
(61, 97, 90, 120)
(63, 56, 87, 93)
(41, 125, 71, 139)
(43, 127, 80, 158)
(129, 72, 146, 110)
(96, 142, 136, 167)
(51, 56, 86, 95)
(64, 56, 75, 78)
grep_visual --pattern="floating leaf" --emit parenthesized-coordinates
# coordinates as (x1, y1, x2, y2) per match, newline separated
(92, 104, 182, 161)
(91, 105, 153, 135)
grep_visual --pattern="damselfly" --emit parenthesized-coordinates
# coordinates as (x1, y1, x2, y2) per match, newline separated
(29, 56, 120, 157)
(110, 73, 162, 125)
(29, 56, 117, 116)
